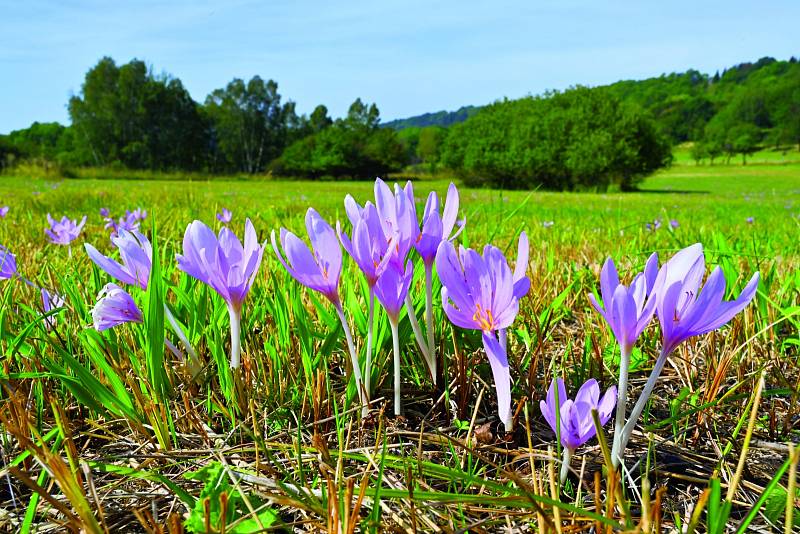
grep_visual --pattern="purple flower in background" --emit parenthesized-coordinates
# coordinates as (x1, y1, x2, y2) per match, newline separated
(541, 378, 616, 449)
(178, 218, 264, 368)
(217, 208, 232, 224)
(414, 183, 464, 265)
(654, 219, 662, 230)
(41, 288, 65, 330)
(99, 207, 110, 217)
(436, 240, 522, 430)
(746, 216, 754, 224)
(273, 208, 367, 408)
(589, 253, 659, 354)
(669, 219, 679, 229)
(0, 206, 9, 218)
(1, 245, 16, 280)
(91, 283, 143, 332)
(45, 214, 87, 246)
(273, 208, 342, 304)
(85, 229, 152, 290)
(513, 232, 530, 299)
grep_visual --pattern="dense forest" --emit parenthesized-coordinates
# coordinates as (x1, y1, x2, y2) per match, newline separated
(1, 55, 798, 190)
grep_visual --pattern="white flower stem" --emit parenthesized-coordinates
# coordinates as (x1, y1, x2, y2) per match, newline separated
(335, 303, 368, 413)
(404, 293, 431, 362)
(424, 262, 436, 383)
(611, 345, 631, 469)
(164, 304, 201, 377)
(560, 447, 573, 484)
(618, 348, 671, 461)
(365, 288, 374, 397)
(389, 318, 401, 416)
(227, 304, 241, 369)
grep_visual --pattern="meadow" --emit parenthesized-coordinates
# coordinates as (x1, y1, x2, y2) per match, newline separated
(0, 155, 798, 532)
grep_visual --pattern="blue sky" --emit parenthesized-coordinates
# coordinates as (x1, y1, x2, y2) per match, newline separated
(1, 0, 797, 133)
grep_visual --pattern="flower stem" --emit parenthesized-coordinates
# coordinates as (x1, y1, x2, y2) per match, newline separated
(365, 288, 374, 397)
(335, 303, 368, 413)
(611, 345, 631, 469)
(389, 318, 401, 416)
(404, 293, 430, 362)
(618, 348, 670, 461)
(560, 447, 573, 484)
(424, 262, 436, 383)
(164, 304, 201, 377)
(227, 304, 241, 369)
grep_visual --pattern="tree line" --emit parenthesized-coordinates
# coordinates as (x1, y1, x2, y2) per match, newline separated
(2, 55, 798, 189)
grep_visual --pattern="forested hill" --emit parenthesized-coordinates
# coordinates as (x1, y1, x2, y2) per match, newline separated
(383, 56, 800, 145)
(382, 106, 480, 130)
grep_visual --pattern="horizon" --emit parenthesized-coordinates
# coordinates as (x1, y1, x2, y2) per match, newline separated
(1, 0, 798, 134)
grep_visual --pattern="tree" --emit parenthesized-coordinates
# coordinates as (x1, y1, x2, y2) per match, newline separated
(417, 126, 445, 170)
(204, 77, 298, 173)
(69, 57, 210, 170)
(440, 87, 671, 191)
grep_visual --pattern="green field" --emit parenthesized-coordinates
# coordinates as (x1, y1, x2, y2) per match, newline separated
(0, 159, 799, 531)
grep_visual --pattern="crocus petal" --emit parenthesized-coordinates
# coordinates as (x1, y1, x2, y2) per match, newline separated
(441, 183, 460, 238)
(483, 332, 511, 429)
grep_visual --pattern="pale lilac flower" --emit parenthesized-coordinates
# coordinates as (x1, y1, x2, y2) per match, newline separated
(178, 218, 264, 368)
(0, 206, 9, 218)
(45, 214, 87, 245)
(217, 208, 232, 224)
(0, 245, 16, 280)
(91, 283, 143, 332)
(589, 253, 659, 354)
(414, 183, 464, 265)
(374, 178, 418, 268)
(543, 221, 554, 228)
(337, 200, 394, 287)
(541, 378, 616, 450)
(273, 208, 367, 408)
(746, 217, 754, 224)
(41, 288, 65, 330)
(85, 229, 152, 290)
(272, 208, 342, 305)
(436, 240, 523, 430)
(99, 207, 110, 217)
(669, 219, 679, 229)
(541, 377, 616, 482)
(374, 261, 414, 323)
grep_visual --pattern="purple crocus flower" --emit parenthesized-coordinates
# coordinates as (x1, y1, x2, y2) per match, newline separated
(272, 208, 342, 305)
(1, 245, 16, 280)
(217, 208, 232, 224)
(669, 219, 679, 229)
(177, 218, 264, 369)
(589, 252, 658, 467)
(589, 253, 659, 354)
(414, 183, 463, 266)
(436, 240, 522, 431)
(654, 219, 662, 230)
(651, 244, 760, 355)
(541, 378, 616, 481)
(374, 178, 418, 268)
(99, 207, 110, 217)
(337, 200, 394, 287)
(0, 206, 9, 218)
(616, 243, 759, 466)
(746, 216, 754, 224)
(41, 288, 65, 330)
(45, 214, 87, 247)
(85, 229, 152, 290)
(273, 208, 367, 408)
(91, 283, 143, 332)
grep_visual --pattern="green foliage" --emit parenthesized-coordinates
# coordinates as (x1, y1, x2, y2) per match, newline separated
(440, 86, 672, 190)
(204, 76, 298, 173)
(184, 462, 279, 533)
(274, 99, 407, 179)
